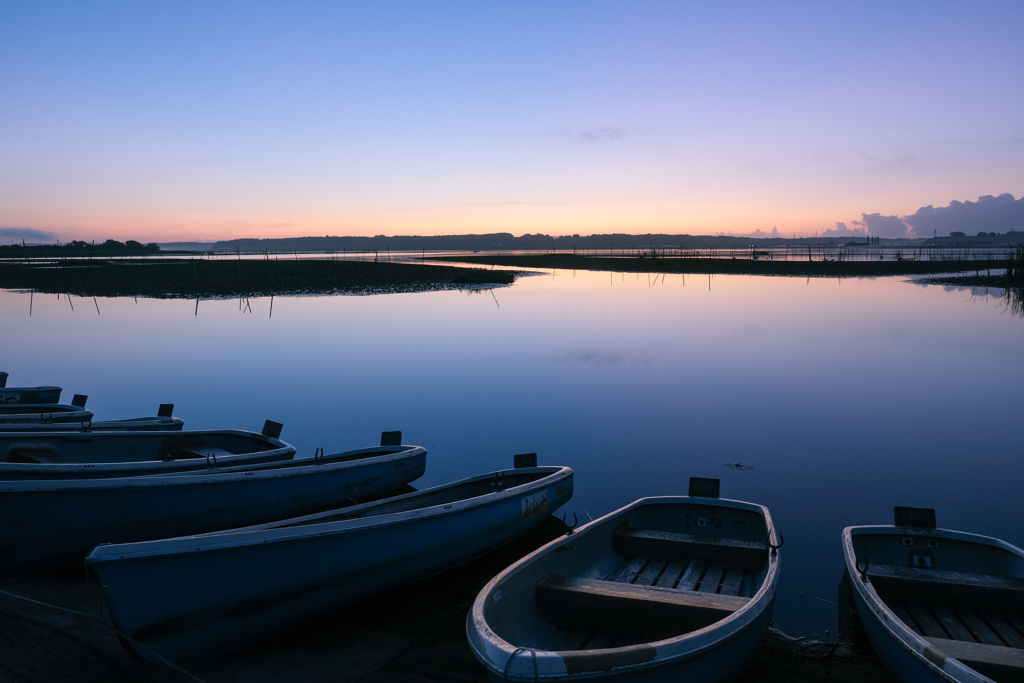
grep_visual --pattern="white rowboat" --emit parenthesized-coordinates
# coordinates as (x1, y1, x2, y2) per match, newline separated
(467, 478, 780, 682)
(87, 463, 572, 663)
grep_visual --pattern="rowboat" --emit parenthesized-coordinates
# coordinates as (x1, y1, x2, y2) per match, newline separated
(0, 415, 184, 433)
(0, 373, 62, 404)
(86, 460, 571, 663)
(0, 437, 426, 572)
(467, 477, 781, 682)
(0, 404, 183, 433)
(843, 507, 1024, 683)
(0, 420, 288, 480)
(0, 403, 93, 424)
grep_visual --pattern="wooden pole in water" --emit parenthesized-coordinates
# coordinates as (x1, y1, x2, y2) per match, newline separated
(269, 296, 274, 319)
(29, 292, 32, 316)
(93, 297, 100, 315)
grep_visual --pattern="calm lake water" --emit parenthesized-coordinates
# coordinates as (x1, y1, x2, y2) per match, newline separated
(4, 270, 1023, 638)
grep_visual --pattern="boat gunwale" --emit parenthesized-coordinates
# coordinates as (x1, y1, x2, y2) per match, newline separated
(86, 465, 572, 562)
(468, 495, 780, 679)
(842, 524, 1024, 683)
(0, 416, 184, 432)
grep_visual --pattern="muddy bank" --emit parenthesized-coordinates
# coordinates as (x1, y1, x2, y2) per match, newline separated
(436, 253, 1006, 278)
(0, 516, 891, 683)
(0, 259, 515, 298)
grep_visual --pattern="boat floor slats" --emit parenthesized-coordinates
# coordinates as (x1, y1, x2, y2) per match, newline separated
(558, 628, 592, 651)
(987, 614, 1024, 649)
(924, 637, 1024, 672)
(698, 565, 725, 593)
(1007, 614, 1024, 638)
(890, 603, 921, 635)
(656, 559, 690, 589)
(609, 557, 647, 584)
(955, 608, 1005, 647)
(584, 631, 618, 650)
(906, 603, 948, 639)
(931, 605, 975, 642)
(676, 561, 705, 591)
(635, 560, 667, 587)
(719, 567, 745, 596)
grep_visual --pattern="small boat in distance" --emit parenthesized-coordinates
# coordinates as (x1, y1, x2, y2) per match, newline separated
(87, 457, 572, 663)
(467, 477, 781, 682)
(0, 433, 425, 572)
(0, 373, 62, 404)
(843, 507, 1024, 683)
(0, 404, 183, 433)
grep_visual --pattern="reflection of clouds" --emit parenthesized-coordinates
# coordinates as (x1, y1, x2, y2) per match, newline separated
(554, 350, 652, 368)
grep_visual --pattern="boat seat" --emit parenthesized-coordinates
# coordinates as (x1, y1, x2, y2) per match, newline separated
(868, 564, 1024, 610)
(923, 637, 1024, 678)
(613, 528, 768, 572)
(535, 574, 750, 635)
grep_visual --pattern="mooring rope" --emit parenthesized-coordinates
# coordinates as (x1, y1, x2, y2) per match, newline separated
(0, 587, 207, 683)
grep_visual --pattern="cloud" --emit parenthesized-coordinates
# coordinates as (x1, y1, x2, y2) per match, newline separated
(822, 222, 868, 237)
(718, 227, 781, 238)
(852, 213, 911, 238)
(0, 227, 58, 243)
(902, 193, 1024, 237)
(548, 125, 655, 145)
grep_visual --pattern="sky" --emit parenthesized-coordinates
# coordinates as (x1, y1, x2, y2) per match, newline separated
(1, 1, 1023, 243)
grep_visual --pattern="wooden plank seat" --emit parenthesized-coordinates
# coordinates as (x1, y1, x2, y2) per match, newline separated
(869, 564, 1024, 610)
(923, 637, 1024, 680)
(613, 528, 768, 572)
(535, 573, 751, 636)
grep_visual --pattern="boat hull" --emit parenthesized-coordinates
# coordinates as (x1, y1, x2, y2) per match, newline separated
(0, 445, 425, 571)
(87, 466, 572, 663)
(0, 386, 62, 405)
(843, 525, 1024, 683)
(0, 417, 185, 433)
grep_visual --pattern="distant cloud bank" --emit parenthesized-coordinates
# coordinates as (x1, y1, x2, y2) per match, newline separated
(846, 193, 1024, 238)
(0, 227, 58, 243)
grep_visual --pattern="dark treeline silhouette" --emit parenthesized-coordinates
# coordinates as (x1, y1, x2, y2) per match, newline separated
(0, 239, 160, 255)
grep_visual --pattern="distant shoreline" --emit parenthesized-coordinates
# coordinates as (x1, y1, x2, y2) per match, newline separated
(432, 253, 1013, 278)
(0, 258, 515, 298)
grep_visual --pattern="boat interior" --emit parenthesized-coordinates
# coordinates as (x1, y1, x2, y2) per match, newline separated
(0, 431, 280, 465)
(274, 468, 559, 528)
(487, 487, 772, 653)
(852, 511, 1024, 683)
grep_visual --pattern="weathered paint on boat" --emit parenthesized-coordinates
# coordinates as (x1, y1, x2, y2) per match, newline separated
(0, 444, 426, 571)
(0, 403, 93, 424)
(468, 491, 780, 682)
(843, 519, 1024, 683)
(0, 377, 62, 405)
(86, 464, 571, 663)
(0, 428, 289, 480)
(0, 416, 185, 433)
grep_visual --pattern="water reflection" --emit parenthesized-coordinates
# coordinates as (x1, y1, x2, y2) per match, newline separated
(3, 272, 1023, 640)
